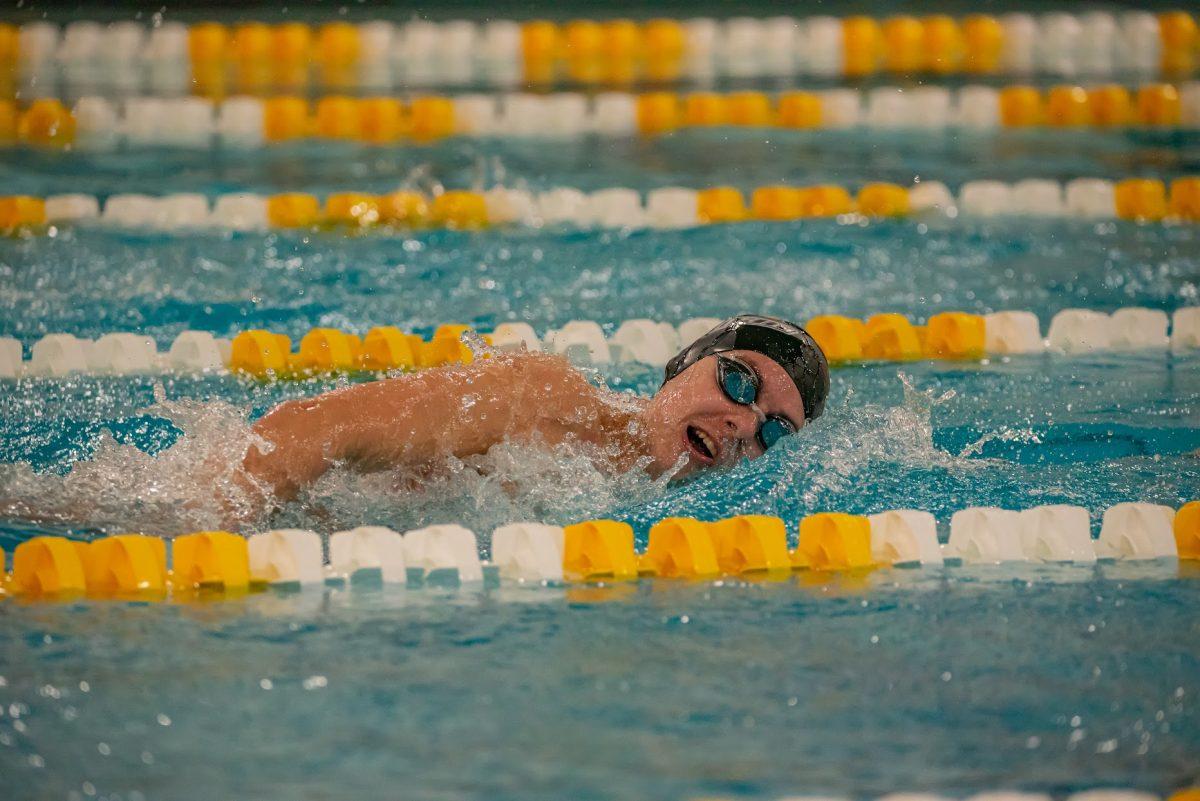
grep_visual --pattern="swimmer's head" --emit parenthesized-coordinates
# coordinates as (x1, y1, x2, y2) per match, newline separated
(642, 314, 830, 477)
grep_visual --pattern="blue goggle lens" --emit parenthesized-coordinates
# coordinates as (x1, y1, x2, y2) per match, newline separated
(720, 361, 758, 405)
(758, 417, 794, 450)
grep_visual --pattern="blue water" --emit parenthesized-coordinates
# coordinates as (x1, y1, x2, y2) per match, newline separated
(3, 10, 1200, 800)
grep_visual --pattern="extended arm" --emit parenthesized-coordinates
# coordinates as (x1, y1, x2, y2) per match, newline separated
(239, 352, 595, 502)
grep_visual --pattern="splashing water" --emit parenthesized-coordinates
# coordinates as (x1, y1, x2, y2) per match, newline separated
(0, 364, 978, 541)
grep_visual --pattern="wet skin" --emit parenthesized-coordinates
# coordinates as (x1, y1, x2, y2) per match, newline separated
(639, 349, 806, 478)
(240, 349, 807, 507)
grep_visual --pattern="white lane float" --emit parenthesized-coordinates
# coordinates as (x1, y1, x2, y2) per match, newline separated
(1017, 505, 1096, 563)
(248, 529, 325, 585)
(404, 524, 483, 582)
(868, 510, 943, 566)
(491, 522, 564, 582)
(329, 526, 408, 583)
(946, 507, 1026, 563)
(1095, 503, 1177, 560)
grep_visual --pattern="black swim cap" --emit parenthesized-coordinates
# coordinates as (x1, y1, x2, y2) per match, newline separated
(663, 314, 830, 422)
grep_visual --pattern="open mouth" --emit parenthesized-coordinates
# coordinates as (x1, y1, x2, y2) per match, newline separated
(685, 424, 718, 464)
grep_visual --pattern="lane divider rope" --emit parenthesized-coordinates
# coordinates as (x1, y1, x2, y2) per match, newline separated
(3, 501, 1197, 600)
(2, 176, 1200, 236)
(2, 12, 1196, 90)
(2, 307, 1197, 380)
(3, 84, 1200, 151)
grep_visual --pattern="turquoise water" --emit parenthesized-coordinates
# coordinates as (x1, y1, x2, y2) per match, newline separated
(1, 213, 1198, 800)
(3, 14, 1200, 801)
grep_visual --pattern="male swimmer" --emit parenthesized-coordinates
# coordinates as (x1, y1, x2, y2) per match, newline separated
(239, 315, 829, 510)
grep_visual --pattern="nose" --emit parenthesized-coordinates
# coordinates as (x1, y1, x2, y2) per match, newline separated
(721, 403, 761, 441)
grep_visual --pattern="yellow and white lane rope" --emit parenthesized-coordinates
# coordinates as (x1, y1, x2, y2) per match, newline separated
(1, 12, 1197, 91)
(3, 84, 1199, 151)
(1, 176, 1199, 235)
(3, 306, 1198, 380)
(2, 501, 1198, 600)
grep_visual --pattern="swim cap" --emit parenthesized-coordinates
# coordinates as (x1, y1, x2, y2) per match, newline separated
(663, 314, 830, 421)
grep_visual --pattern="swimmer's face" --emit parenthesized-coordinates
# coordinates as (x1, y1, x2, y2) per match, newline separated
(642, 350, 806, 478)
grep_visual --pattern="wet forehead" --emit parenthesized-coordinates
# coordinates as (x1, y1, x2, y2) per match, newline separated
(727, 349, 805, 425)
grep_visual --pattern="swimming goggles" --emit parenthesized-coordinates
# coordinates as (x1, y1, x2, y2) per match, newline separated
(715, 354, 799, 451)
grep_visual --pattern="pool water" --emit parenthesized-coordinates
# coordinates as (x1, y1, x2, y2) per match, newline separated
(3, 13, 1200, 801)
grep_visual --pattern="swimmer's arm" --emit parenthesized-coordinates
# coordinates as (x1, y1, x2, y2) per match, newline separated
(240, 353, 590, 501)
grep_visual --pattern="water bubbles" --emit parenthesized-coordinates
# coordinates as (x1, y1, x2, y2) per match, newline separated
(302, 675, 328, 691)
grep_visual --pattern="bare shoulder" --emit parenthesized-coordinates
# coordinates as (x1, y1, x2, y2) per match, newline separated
(481, 351, 600, 409)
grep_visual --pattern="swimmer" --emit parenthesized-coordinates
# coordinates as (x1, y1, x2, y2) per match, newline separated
(239, 315, 829, 510)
